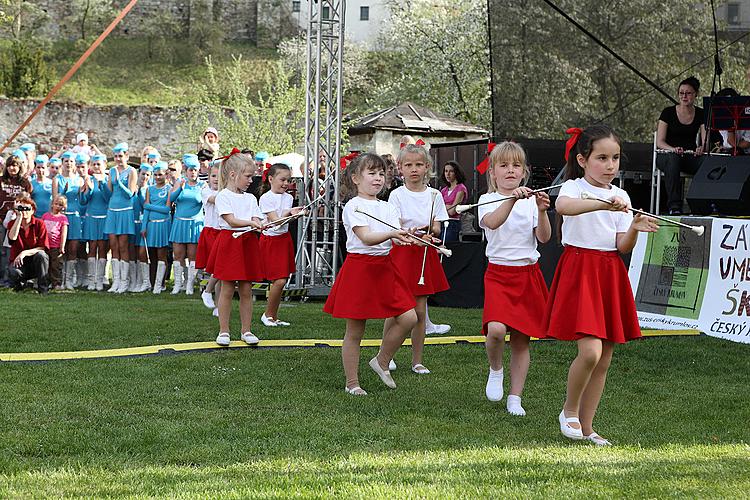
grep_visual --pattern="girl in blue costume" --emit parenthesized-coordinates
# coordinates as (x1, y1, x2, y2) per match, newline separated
(131, 163, 153, 292)
(48, 157, 61, 182)
(169, 154, 205, 295)
(52, 151, 85, 290)
(79, 153, 112, 290)
(74, 155, 91, 288)
(104, 142, 137, 294)
(141, 161, 172, 294)
(30, 155, 53, 218)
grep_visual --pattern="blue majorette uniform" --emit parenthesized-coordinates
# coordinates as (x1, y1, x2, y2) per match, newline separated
(30, 176, 53, 217)
(143, 183, 172, 248)
(80, 175, 111, 241)
(131, 185, 147, 247)
(59, 175, 84, 241)
(104, 165, 136, 236)
(168, 180, 205, 244)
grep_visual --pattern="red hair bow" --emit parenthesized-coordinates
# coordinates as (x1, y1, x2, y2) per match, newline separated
(475, 142, 497, 174)
(217, 147, 242, 162)
(340, 151, 360, 169)
(564, 128, 583, 162)
(400, 138, 427, 149)
(261, 162, 272, 182)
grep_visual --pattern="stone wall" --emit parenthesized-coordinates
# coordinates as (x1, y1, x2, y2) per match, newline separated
(0, 98, 191, 157)
(13, 0, 258, 43)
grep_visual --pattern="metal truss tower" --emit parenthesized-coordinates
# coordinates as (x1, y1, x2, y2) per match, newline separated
(292, 0, 346, 296)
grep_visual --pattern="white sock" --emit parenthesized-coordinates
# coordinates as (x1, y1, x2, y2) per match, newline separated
(506, 394, 526, 416)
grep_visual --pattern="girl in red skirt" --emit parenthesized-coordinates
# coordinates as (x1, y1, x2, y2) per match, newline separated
(478, 141, 551, 416)
(197, 163, 220, 314)
(258, 163, 303, 327)
(324, 153, 417, 396)
(386, 143, 450, 375)
(207, 151, 264, 347)
(545, 125, 658, 445)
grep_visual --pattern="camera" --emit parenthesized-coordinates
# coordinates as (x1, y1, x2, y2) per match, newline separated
(16, 205, 32, 212)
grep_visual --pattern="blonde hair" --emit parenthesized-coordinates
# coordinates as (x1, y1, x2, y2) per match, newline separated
(141, 146, 158, 160)
(397, 144, 433, 184)
(51, 194, 67, 209)
(486, 141, 530, 193)
(218, 153, 254, 191)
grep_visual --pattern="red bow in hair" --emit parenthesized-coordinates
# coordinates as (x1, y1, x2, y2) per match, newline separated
(217, 147, 242, 162)
(261, 162, 272, 182)
(475, 142, 497, 174)
(340, 151, 360, 169)
(564, 128, 583, 162)
(400, 138, 427, 149)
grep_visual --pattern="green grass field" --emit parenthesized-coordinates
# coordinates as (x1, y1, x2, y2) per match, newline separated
(1, 290, 749, 497)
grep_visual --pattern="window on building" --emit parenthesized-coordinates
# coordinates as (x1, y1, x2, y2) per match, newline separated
(360, 6, 370, 21)
(728, 3, 741, 25)
(292, 1, 300, 13)
(322, 6, 330, 19)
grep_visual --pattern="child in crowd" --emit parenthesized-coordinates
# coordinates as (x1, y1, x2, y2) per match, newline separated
(104, 142, 137, 293)
(131, 164, 152, 292)
(1, 155, 32, 285)
(30, 155, 53, 217)
(258, 163, 303, 327)
(205, 150, 264, 346)
(79, 153, 111, 290)
(42, 196, 69, 290)
(169, 154, 205, 295)
(545, 125, 658, 445)
(323, 153, 417, 396)
(478, 141, 551, 416)
(200, 127, 220, 156)
(141, 162, 172, 294)
(196, 163, 220, 313)
(386, 144, 450, 374)
(52, 152, 85, 289)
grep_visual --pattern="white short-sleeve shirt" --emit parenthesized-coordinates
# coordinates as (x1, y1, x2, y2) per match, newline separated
(215, 189, 262, 230)
(388, 186, 449, 230)
(259, 191, 294, 236)
(478, 193, 540, 265)
(342, 196, 401, 256)
(201, 186, 219, 229)
(558, 178, 633, 251)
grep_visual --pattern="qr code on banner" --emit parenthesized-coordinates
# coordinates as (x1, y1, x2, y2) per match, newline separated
(662, 245, 692, 268)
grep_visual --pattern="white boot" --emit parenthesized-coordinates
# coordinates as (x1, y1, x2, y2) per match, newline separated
(171, 262, 184, 294)
(77, 258, 88, 288)
(138, 262, 151, 292)
(108, 259, 120, 292)
(68, 259, 79, 288)
(64, 261, 75, 290)
(117, 260, 130, 293)
(153, 261, 167, 294)
(96, 258, 107, 291)
(127, 260, 139, 292)
(185, 261, 197, 295)
(86, 257, 96, 291)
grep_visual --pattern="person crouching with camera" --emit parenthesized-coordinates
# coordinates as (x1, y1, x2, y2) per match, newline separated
(6, 193, 50, 294)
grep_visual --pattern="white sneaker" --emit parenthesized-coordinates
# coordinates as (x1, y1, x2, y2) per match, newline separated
(212, 308, 219, 317)
(426, 323, 451, 335)
(261, 313, 278, 327)
(506, 395, 526, 416)
(201, 290, 215, 309)
(275, 319, 290, 326)
(485, 368, 504, 402)
(216, 332, 231, 347)
(388, 359, 397, 371)
(241, 332, 259, 345)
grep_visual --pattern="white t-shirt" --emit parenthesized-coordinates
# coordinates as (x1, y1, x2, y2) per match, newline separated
(343, 196, 401, 256)
(388, 186, 449, 230)
(478, 193, 540, 265)
(259, 191, 294, 236)
(215, 189, 262, 230)
(201, 186, 219, 229)
(558, 178, 633, 251)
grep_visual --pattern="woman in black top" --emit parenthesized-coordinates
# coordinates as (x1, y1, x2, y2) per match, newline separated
(656, 76, 706, 214)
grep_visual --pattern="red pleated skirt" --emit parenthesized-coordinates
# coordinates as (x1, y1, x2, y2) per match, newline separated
(205, 230, 262, 282)
(542, 246, 641, 343)
(195, 226, 220, 270)
(260, 232, 296, 280)
(323, 253, 416, 319)
(389, 244, 450, 296)
(482, 263, 549, 338)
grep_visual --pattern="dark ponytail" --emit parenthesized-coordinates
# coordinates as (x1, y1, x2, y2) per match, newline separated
(563, 124, 621, 181)
(260, 163, 292, 195)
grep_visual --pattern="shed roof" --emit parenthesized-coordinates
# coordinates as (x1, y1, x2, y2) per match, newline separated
(348, 102, 489, 135)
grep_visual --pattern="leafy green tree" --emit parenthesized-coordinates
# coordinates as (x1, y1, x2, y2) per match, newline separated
(66, 0, 117, 41)
(179, 56, 306, 155)
(0, 39, 52, 97)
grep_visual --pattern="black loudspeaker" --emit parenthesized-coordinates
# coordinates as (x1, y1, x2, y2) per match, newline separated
(687, 155, 750, 215)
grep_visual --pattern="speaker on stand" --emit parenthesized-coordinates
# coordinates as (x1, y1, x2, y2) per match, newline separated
(686, 155, 750, 215)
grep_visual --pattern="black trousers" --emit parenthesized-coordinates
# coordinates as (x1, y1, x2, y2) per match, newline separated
(9, 251, 49, 291)
(656, 152, 703, 211)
